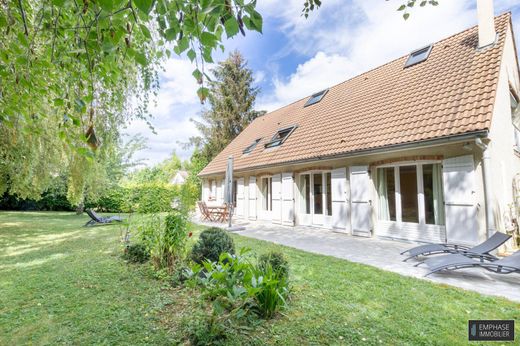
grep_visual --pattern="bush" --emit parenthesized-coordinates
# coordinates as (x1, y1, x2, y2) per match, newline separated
(134, 212, 190, 272)
(186, 248, 289, 320)
(87, 187, 128, 213)
(190, 228, 235, 264)
(258, 251, 289, 280)
(123, 243, 150, 263)
(126, 183, 178, 213)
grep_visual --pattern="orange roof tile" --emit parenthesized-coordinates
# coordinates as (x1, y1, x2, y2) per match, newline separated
(200, 13, 512, 176)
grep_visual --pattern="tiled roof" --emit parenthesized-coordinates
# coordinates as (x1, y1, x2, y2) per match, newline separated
(200, 13, 512, 176)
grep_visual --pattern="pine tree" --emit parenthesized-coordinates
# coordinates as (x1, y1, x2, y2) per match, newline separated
(192, 51, 265, 162)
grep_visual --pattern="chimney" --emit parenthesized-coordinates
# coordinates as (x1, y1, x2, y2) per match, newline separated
(477, 0, 496, 48)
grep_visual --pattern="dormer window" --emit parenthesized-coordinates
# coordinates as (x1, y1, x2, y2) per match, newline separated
(404, 45, 433, 68)
(304, 89, 328, 107)
(264, 126, 296, 149)
(243, 138, 262, 154)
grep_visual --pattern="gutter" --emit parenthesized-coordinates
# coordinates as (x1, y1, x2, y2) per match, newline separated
(199, 130, 489, 177)
(475, 137, 496, 238)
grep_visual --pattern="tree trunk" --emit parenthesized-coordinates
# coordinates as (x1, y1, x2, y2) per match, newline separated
(76, 202, 84, 215)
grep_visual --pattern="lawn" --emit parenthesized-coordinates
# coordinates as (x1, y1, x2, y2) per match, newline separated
(1, 211, 519, 345)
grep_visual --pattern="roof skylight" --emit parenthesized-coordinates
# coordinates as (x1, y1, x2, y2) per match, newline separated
(264, 126, 296, 149)
(404, 45, 433, 68)
(304, 89, 328, 107)
(243, 138, 262, 154)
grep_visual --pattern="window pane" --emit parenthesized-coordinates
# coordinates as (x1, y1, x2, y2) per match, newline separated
(326, 173, 332, 216)
(399, 166, 418, 223)
(313, 173, 323, 215)
(378, 167, 396, 221)
(262, 178, 268, 210)
(300, 175, 310, 214)
(423, 164, 445, 225)
(268, 178, 272, 211)
(232, 180, 237, 207)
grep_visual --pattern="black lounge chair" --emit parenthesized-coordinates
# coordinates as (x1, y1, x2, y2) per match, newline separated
(400, 232, 511, 262)
(84, 209, 124, 227)
(421, 251, 520, 277)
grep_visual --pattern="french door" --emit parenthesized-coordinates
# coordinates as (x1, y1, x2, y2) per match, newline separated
(299, 172, 332, 226)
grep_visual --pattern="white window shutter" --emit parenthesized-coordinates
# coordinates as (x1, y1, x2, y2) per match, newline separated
(350, 166, 372, 236)
(236, 178, 245, 217)
(443, 155, 479, 245)
(271, 174, 282, 224)
(282, 173, 294, 226)
(248, 176, 257, 220)
(217, 179, 224, 204)
(202, 180, 210, 202)
(331, 168, 348, 231)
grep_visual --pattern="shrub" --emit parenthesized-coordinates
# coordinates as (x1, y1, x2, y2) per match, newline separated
(191, 228, 235, 264)
(123, 243, 150, 263)
(258, 251, 289, 280)
(126, 183, 178, 213)
(87, 187, 128, 213)
(186, 248, 289, 320)
(134, 211, 190, 272)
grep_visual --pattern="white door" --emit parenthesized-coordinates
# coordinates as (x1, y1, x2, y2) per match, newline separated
(248, 176, 257, 220)
(282, 173, 294, 226)
(443, 155, 479, 245)
(350, 166, 372, 236)
(272, 174, 282, 224)
(331, 168, 349, 231)
(236, 178, 245, 217)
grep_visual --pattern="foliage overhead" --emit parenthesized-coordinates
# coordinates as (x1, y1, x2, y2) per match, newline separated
(393, 0, 440, 20)
(0, 0, 264, 202)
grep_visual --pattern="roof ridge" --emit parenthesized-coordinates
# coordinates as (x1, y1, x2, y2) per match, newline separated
(260, 12, 512, 116)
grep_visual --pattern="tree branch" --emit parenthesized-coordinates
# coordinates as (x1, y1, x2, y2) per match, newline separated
(17, 0, 29, 36)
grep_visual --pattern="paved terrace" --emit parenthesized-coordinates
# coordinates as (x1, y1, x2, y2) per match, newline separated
(193, 218, 520, 303)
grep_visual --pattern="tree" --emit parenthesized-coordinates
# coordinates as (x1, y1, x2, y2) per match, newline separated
(0, 0, 265, 203)
(191, 50, 265, 162)
(123, 151, 182, 186)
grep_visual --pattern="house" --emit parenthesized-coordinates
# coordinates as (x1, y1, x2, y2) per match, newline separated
(170, 170, 189, 186)
(199, 3, 520, 246)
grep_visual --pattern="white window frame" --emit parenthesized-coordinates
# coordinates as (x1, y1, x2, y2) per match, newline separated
(208, 179, 217, 201)
(376, 160, 442, 226)
(297, 170, 332, 217)
(260, 176, 273, 211)
(510, 90, 520, 151)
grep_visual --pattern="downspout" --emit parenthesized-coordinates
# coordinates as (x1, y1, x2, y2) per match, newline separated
(475, 138, 496, 237)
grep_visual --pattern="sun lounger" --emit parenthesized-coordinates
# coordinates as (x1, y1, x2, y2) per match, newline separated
(400, 232, 511, 262)
(84, 209, 124, 227)
(421, 250, 520, 277)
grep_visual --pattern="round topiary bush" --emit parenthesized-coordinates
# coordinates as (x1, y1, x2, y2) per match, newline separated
(190, 227, 235, 263)
(259, 251, 289, 280)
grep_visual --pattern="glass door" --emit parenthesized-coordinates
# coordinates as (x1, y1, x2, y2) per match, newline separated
(312, 173, 324, 225)
(299, 174, 312, 225)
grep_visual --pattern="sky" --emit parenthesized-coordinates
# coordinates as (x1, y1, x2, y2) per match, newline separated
(124, 0, 520, 167)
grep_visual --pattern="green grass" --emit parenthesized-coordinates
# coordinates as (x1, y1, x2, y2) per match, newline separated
(1, 211, 519, 345)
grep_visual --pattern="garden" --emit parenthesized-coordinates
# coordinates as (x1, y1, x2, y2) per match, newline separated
(1, 210, 519, 345)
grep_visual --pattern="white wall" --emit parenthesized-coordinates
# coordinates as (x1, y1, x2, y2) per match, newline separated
(487, 23, 520, 235)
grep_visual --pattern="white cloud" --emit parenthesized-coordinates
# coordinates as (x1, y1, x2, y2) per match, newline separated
(123, 58, 206, 166)
(259, 0, 488, 108)
(258, 52, 358, 111)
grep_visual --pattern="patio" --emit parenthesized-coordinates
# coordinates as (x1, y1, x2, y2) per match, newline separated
(194, 218, 520, 302)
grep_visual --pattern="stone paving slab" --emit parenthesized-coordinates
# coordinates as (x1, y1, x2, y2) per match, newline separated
(194, 219, 520, 302)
